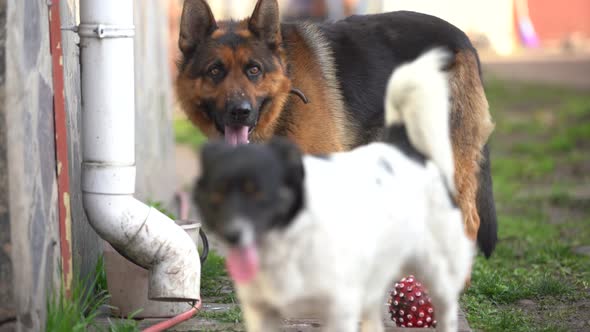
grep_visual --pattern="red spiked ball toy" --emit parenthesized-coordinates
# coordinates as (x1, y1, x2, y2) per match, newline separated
(388, 275, 436, 328)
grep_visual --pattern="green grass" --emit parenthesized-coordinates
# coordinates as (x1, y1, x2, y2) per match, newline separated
(200, 250, 235, 301)
(47, 269, 110, 332)
(47, 261, 140, 332)
(197, 250, 242, 324)
(201, 250, 227, 296)
(198, 306, 243, 324)
(94, 255, 108, 294)
(174, 117, 207, 148)
(461, 79, 590, 331)
(147, 200, 177, 220)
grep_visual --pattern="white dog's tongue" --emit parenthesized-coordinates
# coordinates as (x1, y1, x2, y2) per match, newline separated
(226, 246, 259, 284)
(225, 126, 249, 145)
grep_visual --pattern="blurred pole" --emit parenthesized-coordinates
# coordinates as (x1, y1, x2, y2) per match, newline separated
(226, 0, 257, 19)
(326, 0, 345, 20)
(355, 0, 369, 14)
(325, 0, 379, 20)
(365, 0, 385, 14)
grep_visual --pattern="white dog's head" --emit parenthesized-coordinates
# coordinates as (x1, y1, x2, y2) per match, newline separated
(194, 137, 305, 283)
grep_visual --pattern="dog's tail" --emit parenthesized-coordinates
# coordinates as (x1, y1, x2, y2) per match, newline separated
(476, 144, 498, 257)
(383, 48, 455, 195)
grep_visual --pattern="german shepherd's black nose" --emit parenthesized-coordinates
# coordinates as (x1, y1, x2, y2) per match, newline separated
(228, 100, 252, 122)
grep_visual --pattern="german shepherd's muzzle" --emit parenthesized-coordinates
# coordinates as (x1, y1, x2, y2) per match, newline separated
(213, 95, 263, 145)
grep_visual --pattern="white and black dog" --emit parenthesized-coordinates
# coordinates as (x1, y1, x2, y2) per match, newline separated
(194, 49, 474, 332)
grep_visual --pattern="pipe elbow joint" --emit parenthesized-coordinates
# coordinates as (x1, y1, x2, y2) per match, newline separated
(83, 192, 200, 301)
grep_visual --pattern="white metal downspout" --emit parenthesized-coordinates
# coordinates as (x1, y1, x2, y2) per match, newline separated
(79, 0, 200, 301)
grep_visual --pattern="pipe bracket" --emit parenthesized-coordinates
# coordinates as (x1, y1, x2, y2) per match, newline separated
(77, 23, 135, 39)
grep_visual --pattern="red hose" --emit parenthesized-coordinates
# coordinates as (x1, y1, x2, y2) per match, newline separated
(142, 300, 202, 332)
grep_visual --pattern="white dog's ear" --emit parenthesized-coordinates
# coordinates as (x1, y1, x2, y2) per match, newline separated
(268, 137, 304, 187)
(269, 137, 305, 223)
(199, 140, 230, 173)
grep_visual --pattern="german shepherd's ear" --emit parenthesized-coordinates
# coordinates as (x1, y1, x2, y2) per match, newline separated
(179, 0, 218, 55)
(248, 0, 281, 48)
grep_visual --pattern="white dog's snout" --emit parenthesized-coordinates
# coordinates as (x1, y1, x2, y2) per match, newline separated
(223, 217, 255, 246)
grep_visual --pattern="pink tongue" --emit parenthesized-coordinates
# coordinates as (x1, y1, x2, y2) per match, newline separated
(224, 126, 250, 145)
(226, 246, 259, 284)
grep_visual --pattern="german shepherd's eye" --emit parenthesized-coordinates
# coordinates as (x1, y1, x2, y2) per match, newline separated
(207, 65, 224, 79)
(246, 65, 262, 78)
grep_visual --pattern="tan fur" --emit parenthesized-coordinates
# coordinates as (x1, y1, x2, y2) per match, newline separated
(211, 29, 226, 39)
(449, 51, 495, 242)
(175, 21, 354, 154)
(236, 29, 253, 38)
(175, 77, 218, 137)
(275, 24, 354, 153)
(175, 21, 292, 141)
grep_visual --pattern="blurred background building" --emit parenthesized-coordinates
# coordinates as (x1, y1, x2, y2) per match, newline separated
(168, 0, 590, 63)
(167, 0, 590, 92)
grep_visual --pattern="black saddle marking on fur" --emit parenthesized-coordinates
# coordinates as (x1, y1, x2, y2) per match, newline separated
(319, 11, 477, 146)
(382, 124, 426, 165)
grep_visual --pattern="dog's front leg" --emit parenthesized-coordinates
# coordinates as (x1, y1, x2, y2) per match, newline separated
(360, 305, 384, 332)
(242, 303, 281, 332)
(423, 275, 459, 332)
(431, 295, 458, 332)
(323, 302, 362, 332)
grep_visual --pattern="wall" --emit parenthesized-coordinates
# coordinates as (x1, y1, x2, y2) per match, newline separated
(134, 0, 177, 204)
(0, 0, 177, 331)
(4, 1, 61, 331)
(529, 0, 590, 42)
(382, 0, 517, 55)
(0, 1, 15, 330)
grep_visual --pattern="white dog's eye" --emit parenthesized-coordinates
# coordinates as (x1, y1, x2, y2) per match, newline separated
(243, 181, 264, 200)
(243, 180, 256, 194)
(210, 192, 223, 205)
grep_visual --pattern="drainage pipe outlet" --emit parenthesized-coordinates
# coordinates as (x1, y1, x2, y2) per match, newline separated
(79, 0, 200, 301)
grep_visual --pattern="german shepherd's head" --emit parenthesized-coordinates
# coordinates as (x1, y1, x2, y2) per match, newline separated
(176, 0, 293, 145)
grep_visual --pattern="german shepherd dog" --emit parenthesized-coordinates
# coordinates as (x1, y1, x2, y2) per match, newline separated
(175, 0, 497, 256)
